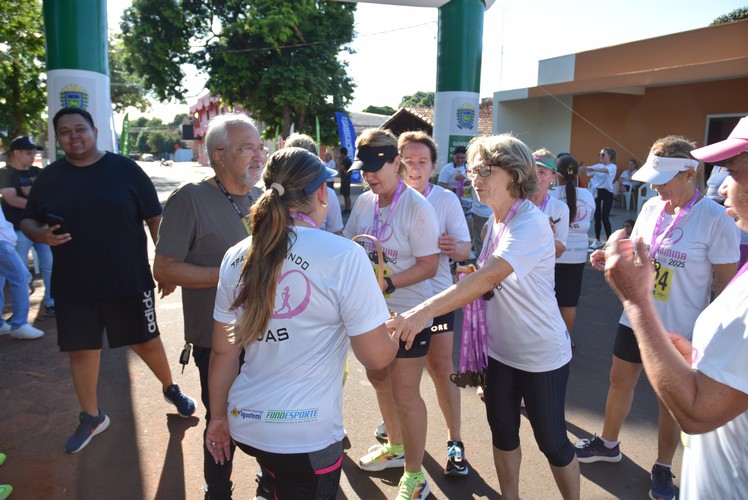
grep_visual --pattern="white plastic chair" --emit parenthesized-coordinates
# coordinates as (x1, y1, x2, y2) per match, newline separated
(637, 184, 658, 214)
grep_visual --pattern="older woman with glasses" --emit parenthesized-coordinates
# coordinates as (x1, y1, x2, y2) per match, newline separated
(388, 134, 579, 500)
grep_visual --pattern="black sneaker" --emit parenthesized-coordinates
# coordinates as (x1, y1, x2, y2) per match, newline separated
(649, 464, 675, 500)
(65, 409, 110, 453)
(45, 306, 56, 316)
(574, 435, 622, 463)
(163, 384, 196, 417)
(445, 440, 469, 476)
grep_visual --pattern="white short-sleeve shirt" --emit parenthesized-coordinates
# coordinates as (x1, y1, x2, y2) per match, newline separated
(343, 185, 440, 313)
(214, 228, 391, 453)
(483, 199, 571, 372)
(619, 196, 739, 338)
(552, 186, 596, 264)
(425, 184, 471, 294)
(680, 270, 748, 499)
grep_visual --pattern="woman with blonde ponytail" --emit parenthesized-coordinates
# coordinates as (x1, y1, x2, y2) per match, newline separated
(207, 147, 397, 498)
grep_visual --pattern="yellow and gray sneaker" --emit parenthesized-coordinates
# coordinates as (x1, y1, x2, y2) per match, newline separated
(396, 471, 430, 500)
(358, 442, 405, 471)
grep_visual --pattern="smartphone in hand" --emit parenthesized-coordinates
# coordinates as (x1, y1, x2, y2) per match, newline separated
(46, 213, 66, 235)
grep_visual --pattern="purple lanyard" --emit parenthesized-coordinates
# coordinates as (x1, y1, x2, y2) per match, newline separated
(372, 179, 405, 240)
(215, 176, 255, 235)
(290, 212, 318, 229)
(422, 182, 433, 198)
(539, 193, 550, 213)
(649, 189, 700, 260)
(477, 199, 523, 268)
(458, 269, 489, 373)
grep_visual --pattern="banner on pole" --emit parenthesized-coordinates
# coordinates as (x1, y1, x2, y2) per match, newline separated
(335, 111, 359, 182)
(121, 113, 130, 157)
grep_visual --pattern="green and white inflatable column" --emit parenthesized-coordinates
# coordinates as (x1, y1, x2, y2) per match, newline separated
(433, 0, 486, 168)
(43, 0, 116, 159)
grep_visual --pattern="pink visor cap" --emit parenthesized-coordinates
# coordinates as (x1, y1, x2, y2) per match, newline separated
(691, 116, 748, 163)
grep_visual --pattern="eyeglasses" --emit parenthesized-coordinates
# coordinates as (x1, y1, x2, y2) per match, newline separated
(217, 145, 269, 156)
(466, 165, 495, 179)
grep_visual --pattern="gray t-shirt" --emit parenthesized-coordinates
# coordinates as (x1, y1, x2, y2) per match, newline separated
(156, 179, 261, 347)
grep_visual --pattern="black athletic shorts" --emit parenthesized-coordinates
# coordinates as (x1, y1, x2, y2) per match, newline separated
(396, 326, 432, 359)
(429, 311, 455, 335)
(613, 324, 641, 364)
(554, 263, 585, 307)
(56, 290, 160, 351)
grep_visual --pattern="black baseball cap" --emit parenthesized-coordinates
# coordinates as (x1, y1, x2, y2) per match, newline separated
(10, 136, 43, 151)
(349, 145, 398, 173)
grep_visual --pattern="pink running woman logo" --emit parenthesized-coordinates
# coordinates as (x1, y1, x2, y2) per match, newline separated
(272, 270, 311, 319)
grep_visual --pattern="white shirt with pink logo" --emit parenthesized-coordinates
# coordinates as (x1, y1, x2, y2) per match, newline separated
(552, 186, 596, 264)
(214, 227, 390, 453)
(619, 196, 739, 339)
(343, 186, 440, 314)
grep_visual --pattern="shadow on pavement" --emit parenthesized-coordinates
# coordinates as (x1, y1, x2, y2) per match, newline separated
(155, 415, 200, 499)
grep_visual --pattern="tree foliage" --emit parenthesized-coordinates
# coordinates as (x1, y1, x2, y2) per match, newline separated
(109, 33, 151, 114)
(128, 116, 185, 155)
(119, 0, 356, 142)
(710, 7, 748, 25)
(400, 91, 435, 108)
(0, 1, 46, 147)
(363, 105, 396, 115)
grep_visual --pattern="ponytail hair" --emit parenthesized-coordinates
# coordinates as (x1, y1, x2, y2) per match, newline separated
(556, 154, 579, 222)
(230, 147, 326, 346)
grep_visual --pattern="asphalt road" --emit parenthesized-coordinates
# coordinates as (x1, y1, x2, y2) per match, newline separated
(0, 162, 678, 499)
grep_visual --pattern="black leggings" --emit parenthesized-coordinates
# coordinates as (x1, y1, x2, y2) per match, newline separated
(594, 188, 614, 239)
(484, 357, 575, 467)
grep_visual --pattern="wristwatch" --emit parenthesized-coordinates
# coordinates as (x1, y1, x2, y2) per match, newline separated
(384, 277, 396, 295)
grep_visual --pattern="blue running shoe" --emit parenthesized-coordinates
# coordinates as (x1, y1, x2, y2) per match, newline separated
(163, 384, 196, 417)
(649, 464, 675, 500)
(65, 409, 110, 453)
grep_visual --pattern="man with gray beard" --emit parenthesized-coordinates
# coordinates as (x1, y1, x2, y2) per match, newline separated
(154, 113, 267, 499)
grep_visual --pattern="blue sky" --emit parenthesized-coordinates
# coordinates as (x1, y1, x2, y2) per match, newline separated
(107, 0, 746, 121)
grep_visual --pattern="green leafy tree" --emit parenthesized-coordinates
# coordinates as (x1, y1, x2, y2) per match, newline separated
(119, 0, 356, 141)
(0, 1, 46, 146)
(109, 33, 151, 113)
(363, 105, 396, 115)
(400, 91, 435, 108)
(711, 7, 748, 24)
(147, 130, 179, 155)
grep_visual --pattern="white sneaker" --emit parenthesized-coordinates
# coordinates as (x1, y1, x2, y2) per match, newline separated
(590, 240, 605, 250)
(0, 323, 11, 335)
(10, 323, 44, 340)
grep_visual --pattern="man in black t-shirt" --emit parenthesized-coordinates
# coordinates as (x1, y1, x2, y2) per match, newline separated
(21, 107, 196, 455)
